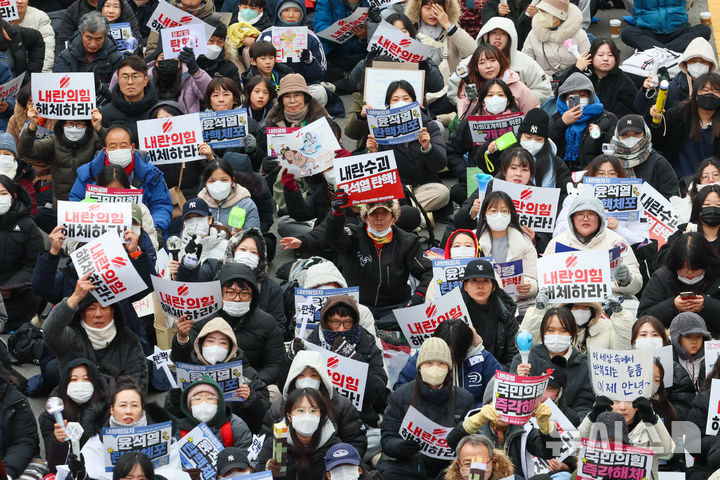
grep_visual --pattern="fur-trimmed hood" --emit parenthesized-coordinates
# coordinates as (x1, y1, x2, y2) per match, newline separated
(404, 0, 461, 27)
(443, 448, 515, 480)
(530, 3, 583, 43)
(265, 97, 331, 128)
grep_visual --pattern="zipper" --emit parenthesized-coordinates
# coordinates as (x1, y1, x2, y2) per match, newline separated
(374, 247, 382, 305)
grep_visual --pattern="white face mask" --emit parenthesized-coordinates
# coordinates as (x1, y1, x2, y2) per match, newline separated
(485, 212, 511, 231)
(295, 377, 321, 390)
(184, 217, 210, 237)
(390, 101, 411, 109)
(678, 273, 704, 285)
(484, 95, 507, 115)
(544, 334, 572, 353)
(131, 225, 142, 236)
(367, 225, 392, 237)
(107, 148, 133, 168)
(330, 465, 360, 480)
(420, 365, 448, 386)
(204, 44, 223, 60)
(450, 246, 476, 258)
(687, 62, 710, 79)
(191, 401, 218, 423)
(291, 413, 320, 436)
(223, 300, 251, 317)
(520, 138, 543, 156)
(234, 250, 259, 269)
(202, 345, 229, 364)
(579, 97, 590, 107)
(651, 382, 660, 396)
(620, 136, 642, 148)
(536, 11, 555, 28)
(64, 126, 86, 142)
(66, 381, 94, 404)
(207, 180, 232, 201)
(0, 154, 17, 179)
(571, 308, 592, 326)
(0, 195, 11, 215)
(634, 337, 664, 350)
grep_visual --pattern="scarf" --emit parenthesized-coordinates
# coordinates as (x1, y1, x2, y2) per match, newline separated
(610, 124, 653, 170)
(367, 229, 393, 245)
(284, 104, 309, 127)
(418, 21, 444, 40)
(109, 411, 148, 428)
(320, 326, 362, 350)
(81, 320, 117, 350)
(556, 97, 605, 163)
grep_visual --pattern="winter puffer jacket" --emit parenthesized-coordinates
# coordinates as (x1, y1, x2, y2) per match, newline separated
(688, 389, 720, 480)
(634, 0, 690, 34)
(0, 20, 45, 77)
(56, 0, 142, 55)
(0, 376, 39, 478)
(198, 183, 261, 231)
(462, 288, 519, 369)
(0, 187, 44, 288)
(53, 32, 123, 85)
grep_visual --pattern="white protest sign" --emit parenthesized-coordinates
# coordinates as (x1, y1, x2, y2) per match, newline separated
(492, 179, 560, 234)
(279, 117, 340, 178)
(706, 379, 720, 435)
(334, 151, 404, 205)
(161, 24, 207, 59)
(70, 231, 147, 307)
(467, 112, 524, 145)
(537, 250, 611, 303)
(583, 177, 643, 221)
(640, 182, 680, 247)
(367, 21, 432, 62)
(364, 67, 424, 109)
(146, 1, 215, 38)
(176, 360, 244, 402)
(543, 398, 579, 461)
(317, 8, 369, 44)
(369, 0, 404, 7)
(138, 113, 204, 164)
(706, 340, 720, 381)
(103, 422, 173, 471)
(147, 345, 178, 389)
(266, 126, 299, 157)
(150, 276, 222, 322)
(393, 287, 471, 348)
(0, 72, 23, 103)
(494, 259, 523, 296)
(431, 257, 493, 297)
(493, 371, 550, 424)
(175, 423, 224, 480)
(367, 102, 423, 145)
(578, 438, 653, 480)
(589, 348, 654, 401)
(305, 343, 369, 411)
(247, 434, 266, 462)
(271, 26, 308, 62)
(57, 200, 132, 242)
(199, 109, 248, 148)
(399, 406, 454, 460)
(32, 72, 96, 120)
(657, 344, 673, 387)
(85, 185, 143, 205)
(132, 293, 155, 317)
(0, 0, 19, 21)
(293, 286, 360, 337)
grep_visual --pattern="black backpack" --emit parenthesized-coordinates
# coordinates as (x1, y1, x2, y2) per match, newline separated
(8, 323, 44, 365)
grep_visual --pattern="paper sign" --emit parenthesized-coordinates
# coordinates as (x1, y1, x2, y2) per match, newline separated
(70, 231, 147, 307)
(150, 276, 222, 322)
(583, 177, 643, 221)
(317, 8, 369, 44)
(85, 185, 143, 205)
(57, 200, 132, 242)
(110, 22, 134, 52)
(493, 371, 550, 424)
(492, 179, 560, 234)
(247, 435, 266, 462)
(176, 360, 244, 402)
(161, 24, 207, 59)
(369, 0, 404, 7)
(138, 113, 204, 164)
(271, 26, 308, 62)
(334, 151, 404, 205)
(199, 109, 248, 148)
(543, 398, 579, 461)
(367, 102, 423, 145)
(32, 72, 96, 120)
(706, 378, 720, 435)
(146, 1, 215, 39)
(608, 245, 621, 280)
(0, 0, 19, 21)
(304, 343, 369, 410)
(705, 340, 720, 379)
(102, 422, 172, 471)
(364, 67, 425, 109)
(279, 117, 340, 178)
(431, 257, 493, 296)
(393, 287, 471, 348)
(294, 287, 360, 336)
(367, 21, 432, 63)
(494, 259, 523, 296)
(467, 113, 524, 145)
(176, 423, 224, 480)
(0, 73, 24, 103)
(228, 206, 246, 229)
(228, 473, 272, 480)
(656, 344, 674, 388)
(537, 250, 612, 303)
(266, 127, 299, 157)
(589, 348, 654, 401)
(578, 438, 653, 480)
(132, 293, 155, 317)
(399, 406, 454, 460)
(639, 182, 679, 247)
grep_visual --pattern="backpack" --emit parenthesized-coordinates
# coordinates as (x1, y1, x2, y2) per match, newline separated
(8, 323, 44, 365)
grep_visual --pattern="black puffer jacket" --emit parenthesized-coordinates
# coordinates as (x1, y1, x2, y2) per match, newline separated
(462, 288, 519, 369)
(558, 65, 637, 120)
(0, 187, 44, 287)
(668, 360, 697, 420)
(56, 0, 142, 55)
(197, 51, 242, 87)
(0, 376, 39, 478)
(100, 83, 159, 143)
(53, 32, 123, 85)
(687, 389, 717, 480)
(630, 150, 679, 199)
(0, 20, 45, 77)
(549, 108, 618, 170)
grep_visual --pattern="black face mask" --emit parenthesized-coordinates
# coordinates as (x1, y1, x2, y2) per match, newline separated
(701, 206, 720, 226)
(156, 59, 179, 77)
(697, 93, 720, 111)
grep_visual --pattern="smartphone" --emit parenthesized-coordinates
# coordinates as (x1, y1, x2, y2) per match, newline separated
(567, 94, 580, 109)
(680, 291, 696, 300)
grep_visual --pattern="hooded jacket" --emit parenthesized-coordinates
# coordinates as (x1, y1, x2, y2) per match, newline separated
(443, 229, 479, 258)
(53, 32, 124, 85)
(43, 297, 149, 391)
(147, 60, 213, 114)
(545, 195, 643, 297)
(462, 287, 519, 369)
(144, 0, 216, 57)
(18, 6, 54, 72)
(557, 63, 637, 120)
(198, 183, 261, 231)
(0, 187, 44, 287)
(457, 67, 540, 118)
(100, 83, 160, 143)
(56, 0, 142, 55)
(0, 374, 39, 478)
(521, 4, 589, 76)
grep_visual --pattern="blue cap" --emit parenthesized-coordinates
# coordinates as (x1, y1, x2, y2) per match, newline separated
(182, 197, 210, 220)
(325, 443, 361, 471)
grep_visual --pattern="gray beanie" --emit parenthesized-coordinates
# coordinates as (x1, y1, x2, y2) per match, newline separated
(558, 72, 596, 100)
(670, 312, 711, 360)
(568, 195, 606, 242)
(591, 412, 630, 445)
(0, 132, 17, 157)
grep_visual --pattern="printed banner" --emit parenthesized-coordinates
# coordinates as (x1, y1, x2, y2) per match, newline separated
(176, 360, 244, 402)
(431, 257, 493, 296)
(0, 73, 24, 103)
(367, 102, 423, 145)
(102, 422, 172, 471)
(492, 179, 560, 233)
(138, 113, 204, 164)
(369, 0, 404, 8)
(266, 127, 299, 157)
(70, 231, 147, 307)
(393, 287, 471, 347)
(334, 151, 404, 205)
(578, 439, 653, 480)
(537, 250, 611, 303)
(399, 406, 454, 460)
(270, 26, 307, 62)
(583, 177, 643, 221)
(199, 109, 248, 148)
(608, 246, 621, 280)
(467, 112, 524, 145)
(150, 276, 222, 322)
(161, 24, 208, 59)
(706, 378, 720, 435)
(146, 1, 215, 39)
(278, 117, 340, 178)
(367, 21, 432, 62)
(494, 259, 523, 296)
(294, 287, 360, 335)
(57, 200, 132, 242)
(316, 8, 369, 44)
(176, 423, 224, 480)
(589, 348, 654, 401)
(85, 185, 143, 205)
(364, 67, 424, 109)
(110, 22, 134, 51)
(32, 72, 96, 120)
(493, 371, 550, 425)
(304, 343, 368, 411)
(0, 0, 19, 21)
(706, 340, 720, 378)
(639, 182, 679, 247)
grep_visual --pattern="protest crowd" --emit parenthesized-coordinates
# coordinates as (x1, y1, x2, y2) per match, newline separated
(3, 0, 720, 478)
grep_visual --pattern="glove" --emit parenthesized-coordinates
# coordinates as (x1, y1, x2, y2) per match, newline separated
(535, 288, 549, 310)
(331, 188, 349, 216)
(333, 338, 359, 359)
(465, 83, 478, 103)
(397, 439, 422, 458)
(418, 59, 430, 72)
(368, 5, 382, 23)
(68, 453, 87, 480)
(182, 253, 199, 269)
(289, 337, 305, 359)
(615, 263, 631, 286)
(261, 156, 280, 176)
(588, 395, 613, 422)
(633, 397, 658, 424)
(280, 170, 298, 192)
(300, 49, 313, 64)
(178, 47, 199, 75)
(604, 295, 623, 314)
(406, 292, 424, 306)
(463, 404, 498, 433)
(244, 133, 257, 154)
(534, 402, 553, 434)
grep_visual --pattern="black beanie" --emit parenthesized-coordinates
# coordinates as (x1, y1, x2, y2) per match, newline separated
(517, 108, 549, 138)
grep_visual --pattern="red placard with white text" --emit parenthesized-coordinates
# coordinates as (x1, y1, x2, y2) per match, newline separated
(31, 72, 96, 120)
(138, 113, 204, 165)
(334, 151, 404, 205)
(85, 185, 144, 205)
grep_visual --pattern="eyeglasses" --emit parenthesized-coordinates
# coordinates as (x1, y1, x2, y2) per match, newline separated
(327, 319, 354, 329)
(292, 407, 321, 415)
(222, 289, 252, 301)
(701, 172, 720, 181)
(119, 73, 146, 82)
(574, 211, 595, 219)
(284, 92, 304, 101)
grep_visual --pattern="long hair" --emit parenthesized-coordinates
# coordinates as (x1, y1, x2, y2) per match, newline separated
(153, 60, 182, 101)
(702, 357, 720, 391)
(689, 184, 720, 224)
(385, 12, 417, 37)
(586, 154, 627, 178)
(284, 388, 331, 471)
(472, 78, 519, 115)
(651, 358, 677, 426)
(96, 164, 131, 188)
(664, 231, 720, 284)
(464, 44, 510, 92)
(113, 452, 155, 480)
(688, 72, 720, 142)
(433, 319, 473, 366)
(631, 316, 669, 346)
(476, 190, 526, 238)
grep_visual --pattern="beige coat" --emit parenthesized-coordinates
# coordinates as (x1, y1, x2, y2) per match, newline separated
(19, 6, 54, 72)
(477, 226, 539, 301)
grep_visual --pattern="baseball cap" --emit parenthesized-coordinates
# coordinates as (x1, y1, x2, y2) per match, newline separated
(216, 448, 251, 476)
(462, 259, 495, 281)
(617, 114, 645, 136)
(182, 198, 210, 221)
(325, 443, 361, 471)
